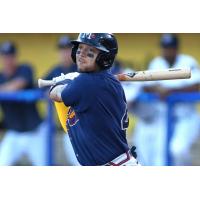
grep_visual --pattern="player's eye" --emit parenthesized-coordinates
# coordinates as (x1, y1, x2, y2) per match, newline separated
(87, 53, 95, 58)
(77, 49, 81, 54)
(86, 49, 96, 58)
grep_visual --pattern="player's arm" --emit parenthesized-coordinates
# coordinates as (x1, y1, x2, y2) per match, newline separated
(49, 73, 80, 103)
(167, 84, 199, 93)
(144, 84, 199, 100)
(49, 84, 66, 102)
(144, 84, 199, 93)
(48, 74, 93, 112)
(0, 78, 28, 91)
(0, 65, 34, 91)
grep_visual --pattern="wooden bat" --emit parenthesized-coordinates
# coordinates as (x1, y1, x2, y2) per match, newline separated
(38, 68, 191, 88)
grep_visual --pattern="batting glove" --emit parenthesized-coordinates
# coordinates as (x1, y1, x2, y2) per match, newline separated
(52, 72, 80, 83)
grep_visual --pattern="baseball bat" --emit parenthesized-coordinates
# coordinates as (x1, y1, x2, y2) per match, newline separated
(117, 68, 191, 81)
(38, 68, 191, 88)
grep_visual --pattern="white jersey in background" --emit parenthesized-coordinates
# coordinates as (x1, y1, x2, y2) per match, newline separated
(131, 54, 200, 165)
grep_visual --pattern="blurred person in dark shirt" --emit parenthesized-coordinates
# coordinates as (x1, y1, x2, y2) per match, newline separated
(110, 60, 124, 75)
(133, 34, 200, 166)
(45, 35, 77, 80)
(44, 35, 79, 166)
(0, 41, 48, 165)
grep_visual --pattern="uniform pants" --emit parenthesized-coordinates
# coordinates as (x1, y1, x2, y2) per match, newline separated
(0, 122, 48, 166)
(170, 113, 200, 165)
(104, 151, 140, 166)
(133, 116, 166, 166)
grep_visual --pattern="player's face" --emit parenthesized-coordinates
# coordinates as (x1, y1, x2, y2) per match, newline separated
(162, 47, 178, 65)
(0, 54, 17, 75)
(76, 44, 100, 72)
(59, 48, 73, 66)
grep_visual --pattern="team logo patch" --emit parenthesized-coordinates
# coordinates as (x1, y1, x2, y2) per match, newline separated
(80, 33, 96, 40)
(66, 107, 79, 127)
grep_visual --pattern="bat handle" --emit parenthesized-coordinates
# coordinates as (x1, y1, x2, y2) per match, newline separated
(38, 79, 55, 88)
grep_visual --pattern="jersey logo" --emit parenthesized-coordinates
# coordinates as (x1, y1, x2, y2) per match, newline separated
(66, 107, 79, 127)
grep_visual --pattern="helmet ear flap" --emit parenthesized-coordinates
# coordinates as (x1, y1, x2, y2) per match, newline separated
(71, 44, 79, 63)
(96, 52, 115, 69)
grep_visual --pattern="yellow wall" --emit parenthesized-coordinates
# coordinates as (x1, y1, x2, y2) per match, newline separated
(1, 33, 200, 77)
(116, 33, 200, 70)
(1, 33, 200, 129)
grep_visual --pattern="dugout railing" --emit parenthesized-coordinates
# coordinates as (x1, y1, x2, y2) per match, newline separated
(0, 90, 199, 166)
(166, 92, 200, 165)
(0, 90, 55, 166)
(137, 92, 200, 166)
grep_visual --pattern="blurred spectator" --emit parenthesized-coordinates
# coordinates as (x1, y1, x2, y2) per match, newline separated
(0, 41, 48, 165)
(45, 35, 77, 80)
(44, 35, 79, 166)
(132, 34, 200, 165)
(110, 60, 124, 75)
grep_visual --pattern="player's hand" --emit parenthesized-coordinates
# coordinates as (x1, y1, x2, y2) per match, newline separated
(155, 86, 170, 100)
(144, 85, 170, 100)
(52, 72, 80, 83)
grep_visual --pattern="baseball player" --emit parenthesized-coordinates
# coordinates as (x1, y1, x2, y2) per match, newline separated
(44, 35, 79, 166)
(48, 33, 139, 166)
(132, 34, 200, 165)
(0, 41, 48, 165)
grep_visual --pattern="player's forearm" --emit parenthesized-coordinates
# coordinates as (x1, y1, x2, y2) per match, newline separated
(49, 85, 66, 102)
(170, 83, 200, 93)
(0, 79, 27, 91)
(143, 85, 161, 93)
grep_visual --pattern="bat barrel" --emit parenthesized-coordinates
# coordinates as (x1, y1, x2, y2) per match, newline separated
(117, 68, 191, 81)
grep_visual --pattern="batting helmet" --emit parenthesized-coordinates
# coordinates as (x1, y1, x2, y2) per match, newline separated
(71, 33, 118, 69)
(160, 33, 179, 48)
(0, 41, 17, 55)
(57, 36, 72, 49)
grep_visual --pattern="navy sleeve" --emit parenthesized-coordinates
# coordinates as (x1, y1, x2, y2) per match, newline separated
(16, 65, 33, 86)
(61, 75, 93, 112)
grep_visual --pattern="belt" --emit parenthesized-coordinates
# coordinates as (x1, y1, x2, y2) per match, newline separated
(104, 151, 132, 166)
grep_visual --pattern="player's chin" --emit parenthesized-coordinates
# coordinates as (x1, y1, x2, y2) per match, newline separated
(78, 66, 85, 72)
(77, 63, 90, 72)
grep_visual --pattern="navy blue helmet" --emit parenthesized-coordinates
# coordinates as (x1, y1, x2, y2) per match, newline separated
(160, 33, 179, 48)
(71, 33, 118, 69)
(0, 41, 17, 55)
(58, 36, 72, 49)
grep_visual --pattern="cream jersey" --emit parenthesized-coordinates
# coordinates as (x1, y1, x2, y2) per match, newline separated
(146, 54, 200, 118)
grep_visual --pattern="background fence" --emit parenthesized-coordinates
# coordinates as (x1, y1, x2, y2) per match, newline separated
(1, 90, 199, 165)
(0, 90, 55, 166)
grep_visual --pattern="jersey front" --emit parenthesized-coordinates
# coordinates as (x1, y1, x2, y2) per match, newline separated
(148, 54, 200, 117)
(61, 70, 129, 166)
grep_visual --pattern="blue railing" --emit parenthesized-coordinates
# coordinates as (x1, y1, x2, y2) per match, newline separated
(0, 90, 55, 166)
(0, 90, 199, 166)
(137, 92, 200, 166)
(166, 92, 200, 165)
